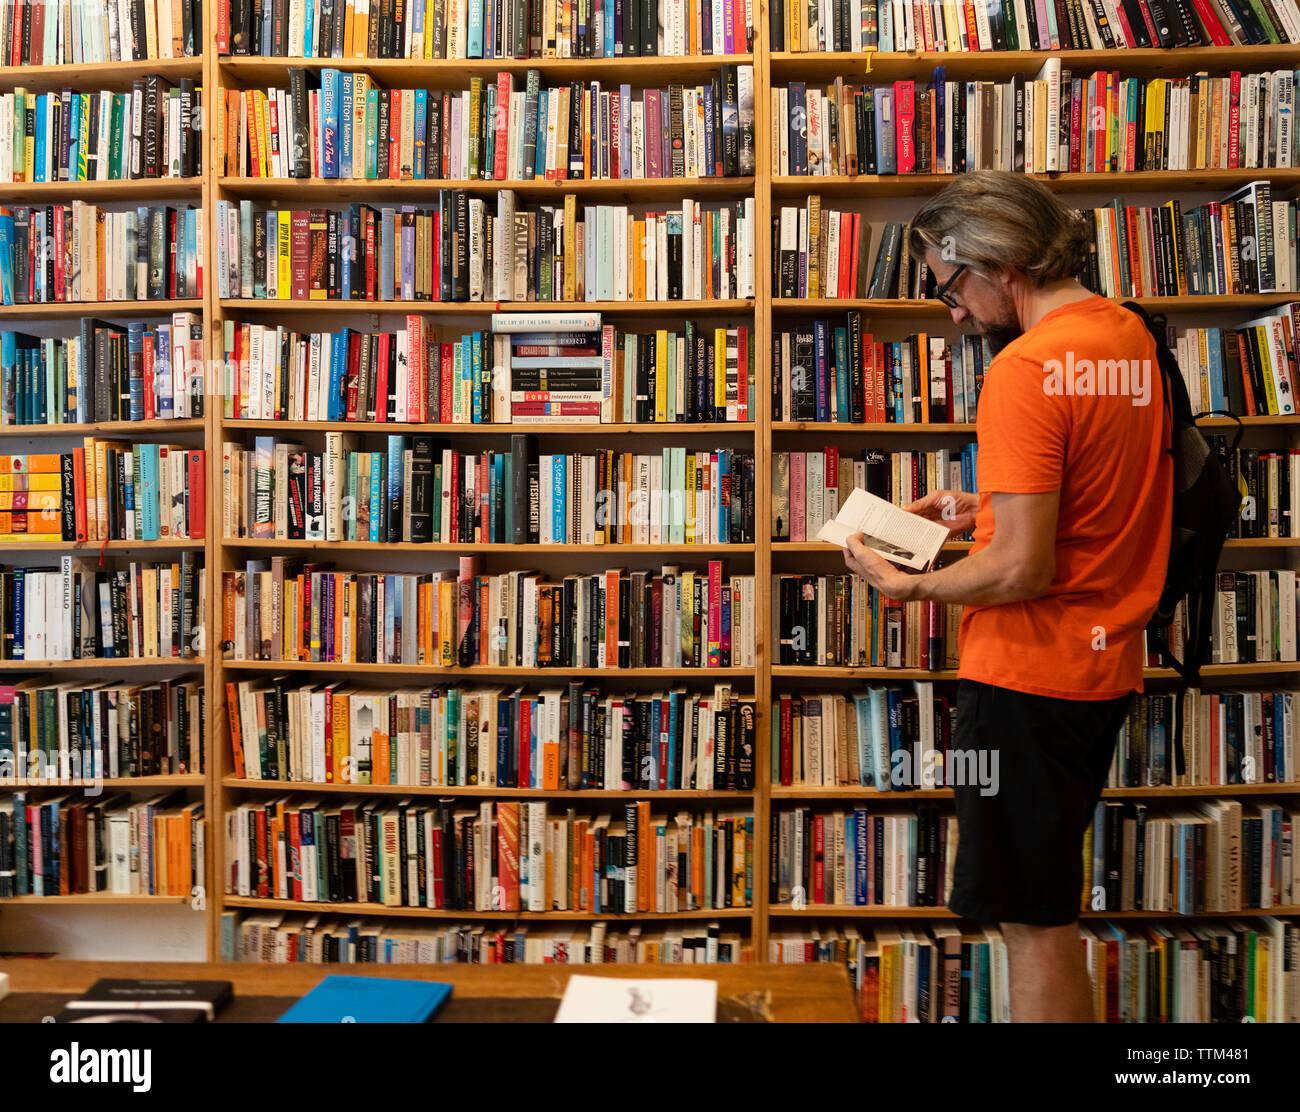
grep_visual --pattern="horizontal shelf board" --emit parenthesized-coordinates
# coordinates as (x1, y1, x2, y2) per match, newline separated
(0, 419, 205, 436)
(0, 179, 201, 200)
(0, 58, 203, 89)
(770, 663, 1300, 679)
(774, 538, 1298, 552)
(768, 47, 1300, 82)
(222, 778, 751, 799)
(773, 416, 1300, 430)
(0, 657, 204, 670)
(0, 299, 203, 319)
(770, 167, 1300, 198)
(773, 420, 975, 432)
(0, 893, 193, 905)
(0, 775, 203, 791)
(221, 419, 754, 434)
(219, 54, 755, 86)
(0, 538, 204, 550)
(220, 298, 754, 314)
(769, 783, 1300, 800)
(772, 294, 1300, 315)
(221, 895, 752, 921)
(768, 904, 1300, 918)
(221, 660, 754, 677)
(223, 538, 755, 553)
(219, 175, 755, 200)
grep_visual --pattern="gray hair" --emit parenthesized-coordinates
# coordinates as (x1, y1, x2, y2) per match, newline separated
(908, 171, 1092, 285)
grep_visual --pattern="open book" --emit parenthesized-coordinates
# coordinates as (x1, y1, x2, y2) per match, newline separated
(817, 487, 949, 572)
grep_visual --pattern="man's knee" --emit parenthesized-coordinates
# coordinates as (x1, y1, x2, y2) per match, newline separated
(999, 921, 1084, 956)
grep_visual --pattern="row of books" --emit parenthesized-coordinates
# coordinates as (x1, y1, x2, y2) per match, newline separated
(772, 446, 978, 542)
(774, 684, 959, 790)
(775, 201, 873, 300)
(224, 912, 752, 963)
(0, 791, 204, 898)
(809, 184, 1294, 303)
(219, 0, 757, 57)
(772, 803, 955, 907)
(1, 314, 205, 427)
(774, 686, 1298, 789)
(220, 318, 754, 424)
(1202, 569, 1300, 664)
(0, 203, 204, 306)
(772, 65, 1297, 177)
(774, 575, 962, 670)
(1081, 186, 1295, 299)
(0, 555, 204, 662)
(222, 436, 755, 544)
(225, 678, 756, 790)
(775, 918, 1298, 1023)
(769, 0, 1300, 50)
(0, 81, 204, 185)
(0, 445, 206, 542)
(773, 325, 992, 424)
(221, 65, 756, 181)
(217, 195, 758, 303)
(1169, 307, 1300, 418)
(224, 797, 755, 911)
(1, 677, 206, 781)
(1, 0, 203, 65)
(1110, 689, 1298, 788)
(1085, 798, 1299, 913)
(772, 921, 1011, 1022)
(223, 561, 758, 668)
(1214, 442, 1299, 537)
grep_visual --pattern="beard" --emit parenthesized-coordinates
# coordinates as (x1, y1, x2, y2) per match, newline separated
(979, 319, 1023, 355)
(970, 287, 1022, 355)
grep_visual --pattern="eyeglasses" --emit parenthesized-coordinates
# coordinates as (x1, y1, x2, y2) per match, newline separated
(934, 263, 969, 309)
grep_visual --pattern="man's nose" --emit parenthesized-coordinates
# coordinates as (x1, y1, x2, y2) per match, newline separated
(948, 306, 969, 325)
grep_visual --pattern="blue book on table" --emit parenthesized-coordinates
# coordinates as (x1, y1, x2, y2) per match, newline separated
(277, 976, 452, 1023)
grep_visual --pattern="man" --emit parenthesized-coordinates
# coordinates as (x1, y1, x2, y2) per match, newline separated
(842, 171, 1173, 1022)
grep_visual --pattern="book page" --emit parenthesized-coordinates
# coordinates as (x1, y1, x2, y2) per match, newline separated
(554, 975, 717, 1023)
(817, 487, 950, 572)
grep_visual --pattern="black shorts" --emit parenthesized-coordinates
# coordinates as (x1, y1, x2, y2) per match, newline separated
(948, 679, 1134, 927)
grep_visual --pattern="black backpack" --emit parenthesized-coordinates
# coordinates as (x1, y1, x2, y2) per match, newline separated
(1122, 301, 1243, 777)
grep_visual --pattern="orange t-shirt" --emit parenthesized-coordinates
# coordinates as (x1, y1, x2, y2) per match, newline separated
(957, 295, 1172, 700)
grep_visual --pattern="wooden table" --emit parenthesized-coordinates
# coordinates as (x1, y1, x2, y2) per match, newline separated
(0, 959, 859, 1022)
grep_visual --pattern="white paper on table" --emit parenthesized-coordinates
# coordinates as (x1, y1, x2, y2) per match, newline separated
(554, 975, 717, 1023)
(817, 486, 950, 572)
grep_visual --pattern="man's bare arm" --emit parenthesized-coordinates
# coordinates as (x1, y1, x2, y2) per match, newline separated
(844, 490, 1059, 606)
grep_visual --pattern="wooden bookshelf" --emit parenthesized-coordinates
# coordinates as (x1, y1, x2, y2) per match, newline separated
(772, 294, 1300, 315)
(0, 7, 215, 936)
(0, 894, 195, 906)
(3, 6, 1296, 976)
(0, 180, 202, 201)
(0, 58, 203, 89)
(223, 778, 753, 799)
(221, 419, 754, 434)
(0, 776, 205, 791)
(223, 895, 754, 920)
(0, 657, 205, 671)
(0, 299, 203, 319)
(218, 297, 755, 314)
(0, 539, 205, 551)
(767, 45, 1300, 81)
(219, 175, 757, 200)
(767, 904, 1300, 919)
(0, 419, 206, 436)
(770, 167, 1300, 198)
(219, 53, 757, 85)
(221, 538, 757, 553)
